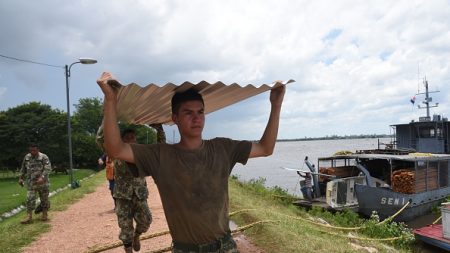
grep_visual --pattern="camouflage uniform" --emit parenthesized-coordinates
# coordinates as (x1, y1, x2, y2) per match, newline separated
(114, 159, 152, 245)
(96, 125, 152, 247)
(21, 152, 52, 213)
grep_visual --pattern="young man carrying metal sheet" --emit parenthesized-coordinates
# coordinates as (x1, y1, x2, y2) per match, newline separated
(96, 71, 285, 253)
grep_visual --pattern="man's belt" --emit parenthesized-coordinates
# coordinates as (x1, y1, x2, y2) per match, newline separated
(172, 233, 233, 252)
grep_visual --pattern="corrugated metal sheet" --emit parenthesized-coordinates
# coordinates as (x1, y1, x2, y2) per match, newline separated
(113, 80, 295, 125)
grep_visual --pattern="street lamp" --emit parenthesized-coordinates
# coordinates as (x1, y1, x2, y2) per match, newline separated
(65, 58, 97, 188)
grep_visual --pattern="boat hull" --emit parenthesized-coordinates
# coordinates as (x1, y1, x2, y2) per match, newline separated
(355, 184, 450, 221)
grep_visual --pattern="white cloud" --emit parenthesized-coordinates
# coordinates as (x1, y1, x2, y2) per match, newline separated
(1, 0, 450, 139)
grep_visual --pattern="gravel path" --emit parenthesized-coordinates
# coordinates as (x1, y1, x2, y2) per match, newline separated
(22, 177, 263, 253)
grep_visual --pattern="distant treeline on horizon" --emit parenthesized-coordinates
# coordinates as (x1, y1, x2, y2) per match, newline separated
(278, 134, 393, 142)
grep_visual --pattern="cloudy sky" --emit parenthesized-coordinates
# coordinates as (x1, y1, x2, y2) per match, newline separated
(1, 0, 450, 141)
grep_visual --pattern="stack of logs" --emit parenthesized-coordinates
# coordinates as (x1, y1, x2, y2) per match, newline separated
(391, 168, 439, 194)
(318, 166, 359, 182)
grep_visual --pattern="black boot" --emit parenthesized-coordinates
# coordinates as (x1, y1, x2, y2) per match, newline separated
(133, 234, 141, 251)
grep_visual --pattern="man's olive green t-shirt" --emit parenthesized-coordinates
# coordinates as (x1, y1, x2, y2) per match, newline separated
(130, 137, 252, 244)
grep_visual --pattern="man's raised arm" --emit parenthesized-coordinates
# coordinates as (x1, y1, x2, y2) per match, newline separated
(96, 72, 135, 163)
(249, 84, 285, 158)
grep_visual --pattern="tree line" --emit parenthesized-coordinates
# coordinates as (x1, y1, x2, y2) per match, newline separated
(278, 133, 393, 142)
(0, 98, 156, 171)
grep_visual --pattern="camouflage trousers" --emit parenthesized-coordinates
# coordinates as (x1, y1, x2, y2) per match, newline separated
(115, 196, 152, 244)
(172, 234, 239, 253)
(26, 185, 49, 213)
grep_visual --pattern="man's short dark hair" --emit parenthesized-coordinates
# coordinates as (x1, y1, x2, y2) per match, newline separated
(121, 128, 136, 138)
(29, 143, 39, 149)
(171, 88, 204, 114)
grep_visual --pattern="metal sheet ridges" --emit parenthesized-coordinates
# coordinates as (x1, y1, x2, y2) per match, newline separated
(114, 80, 295, 125)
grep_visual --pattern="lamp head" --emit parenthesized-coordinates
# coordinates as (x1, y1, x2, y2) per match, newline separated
(79, 58, 97, 64)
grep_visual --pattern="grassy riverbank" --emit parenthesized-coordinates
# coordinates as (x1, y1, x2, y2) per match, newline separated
(229, 176, 416, 253)
(0, 171, 105, 253)
(0, 171, 420, 253)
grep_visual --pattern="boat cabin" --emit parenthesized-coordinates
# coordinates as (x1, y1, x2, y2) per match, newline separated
(392, 78, 450, 154)
(392, 117, 450, 154)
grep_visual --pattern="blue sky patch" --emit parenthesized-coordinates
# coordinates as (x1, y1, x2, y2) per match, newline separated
(323, 28, 343, 42)
(379, 51, 392, 61)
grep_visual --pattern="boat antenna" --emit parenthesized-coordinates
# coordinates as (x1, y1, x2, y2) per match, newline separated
(417, 62, 420, 94)
(417, 77, 440, 119)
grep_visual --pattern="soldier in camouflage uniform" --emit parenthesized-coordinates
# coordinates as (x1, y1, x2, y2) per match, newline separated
(115, 129, 152, 253)
(19, 143, 52, 224)
(97, 126, 155, 253)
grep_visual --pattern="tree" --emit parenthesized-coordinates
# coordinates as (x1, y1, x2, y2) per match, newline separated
(0, 98, 159, 171)
(0, 102, 67, 169)
(72, 97, 103, 136)
(72, 132, 99, 168)
(71, 97, 104, 168)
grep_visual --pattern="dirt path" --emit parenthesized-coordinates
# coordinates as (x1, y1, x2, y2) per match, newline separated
(22, 178, 263, 253)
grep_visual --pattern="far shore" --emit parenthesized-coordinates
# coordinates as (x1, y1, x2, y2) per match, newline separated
(275, 134, 393, 142)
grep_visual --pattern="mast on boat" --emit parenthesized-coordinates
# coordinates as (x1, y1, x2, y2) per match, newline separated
(417, 77, 439, 121)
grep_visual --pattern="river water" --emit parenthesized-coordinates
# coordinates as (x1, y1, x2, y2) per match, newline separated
(231, 138, 446, 253)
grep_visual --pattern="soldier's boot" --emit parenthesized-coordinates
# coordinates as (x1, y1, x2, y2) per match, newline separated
(124, 246, 133, 253)
(41, 210, 48, 221)
(133, 234, 141, 251)
(21, 212, 33, 224)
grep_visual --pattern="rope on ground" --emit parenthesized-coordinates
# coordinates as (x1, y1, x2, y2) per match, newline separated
(88, 202, 412, 253)
(229, 209, 257, 217)
(231, 220, 279, 234)
(376, 200, 411, 225)
(231, 208, 364, 230)
(84, 230, 170, 253)
(231, 199, 410, 230)
(279, 213, 365, 230)
(318, 229, 403, 242)
(85, 220, 273, 253)
(230, 211, 403, 243)
(433, 215, 442, 224)
(229, 210, 404, 242)
(86, 209, 259, 253)
(287, 216, 404, 242)
(274, 200, 410, 231)
(141, 230, 171, 242)
(142, 221, 276, 253)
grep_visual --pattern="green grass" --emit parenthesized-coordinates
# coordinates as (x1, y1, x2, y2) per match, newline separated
(0, 169, 96, 214)
(0, 171, 105, 253)
(229, 176, 416, 253)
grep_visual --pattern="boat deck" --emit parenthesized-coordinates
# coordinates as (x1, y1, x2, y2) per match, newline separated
(414, 224, 450, 251)
(292, 197, 358, 213)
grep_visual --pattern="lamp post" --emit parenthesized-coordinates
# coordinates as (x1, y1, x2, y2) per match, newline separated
(65, 58, 97, 188)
